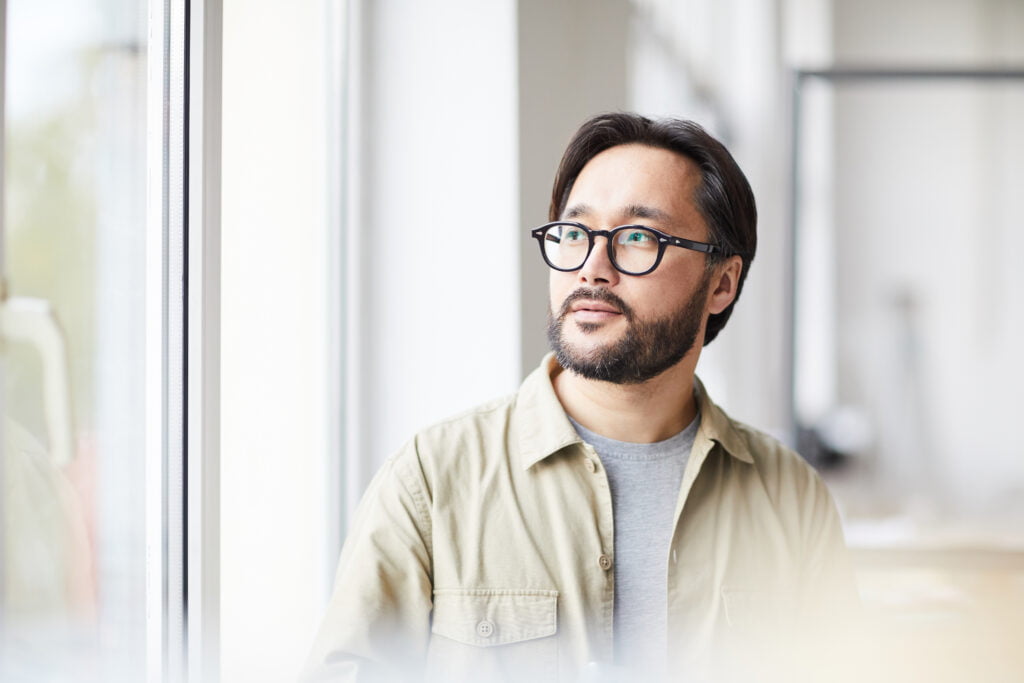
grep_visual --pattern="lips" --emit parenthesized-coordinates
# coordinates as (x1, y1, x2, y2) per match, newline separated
(559, 288, 633, 322)
(570, 300, 621, 315)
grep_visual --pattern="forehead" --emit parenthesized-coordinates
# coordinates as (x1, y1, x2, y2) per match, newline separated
(564, 144, 703, 228)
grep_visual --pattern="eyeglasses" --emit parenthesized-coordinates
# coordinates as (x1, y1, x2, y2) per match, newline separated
(531, 221, 726, 276)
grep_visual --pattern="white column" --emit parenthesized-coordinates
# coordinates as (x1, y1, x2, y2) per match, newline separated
(351, 0, 522, 494)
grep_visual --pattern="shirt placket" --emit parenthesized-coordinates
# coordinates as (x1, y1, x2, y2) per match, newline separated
(579, 442, 616, 654)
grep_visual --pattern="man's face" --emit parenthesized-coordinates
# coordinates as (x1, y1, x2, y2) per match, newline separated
(547, 143, 717, 384)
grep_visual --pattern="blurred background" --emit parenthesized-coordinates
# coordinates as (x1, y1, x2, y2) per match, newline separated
(0, 0, 1021, 681)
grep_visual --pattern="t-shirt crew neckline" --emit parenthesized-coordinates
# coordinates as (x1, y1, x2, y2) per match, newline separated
(567, 413, 701, 461)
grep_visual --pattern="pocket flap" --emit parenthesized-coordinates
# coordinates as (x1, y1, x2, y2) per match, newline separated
(432, 589, 558, 647)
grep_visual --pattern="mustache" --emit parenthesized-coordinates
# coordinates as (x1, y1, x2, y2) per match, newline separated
(557, 287, 635, 321)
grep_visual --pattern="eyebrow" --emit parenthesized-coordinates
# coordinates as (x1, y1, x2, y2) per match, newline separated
(561, 202, 672, 223)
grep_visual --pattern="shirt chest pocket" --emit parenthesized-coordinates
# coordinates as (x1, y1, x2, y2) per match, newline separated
(427, 589, 559, 682)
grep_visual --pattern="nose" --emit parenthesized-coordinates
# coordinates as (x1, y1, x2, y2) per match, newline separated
(577, 236, 620, 286)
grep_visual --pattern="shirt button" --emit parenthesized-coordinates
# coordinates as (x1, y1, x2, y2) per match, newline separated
(584, 458, 596, 473)
(598, 554, 613, 571)
(476, 619, 495, 638)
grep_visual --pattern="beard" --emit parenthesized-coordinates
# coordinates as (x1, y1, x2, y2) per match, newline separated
(547, 277, 710, 385)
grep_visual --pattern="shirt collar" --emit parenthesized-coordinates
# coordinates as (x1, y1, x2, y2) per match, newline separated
(514, 354, 754, 469)
(692, 376, 755, 465)
(515, 355, 583, 470)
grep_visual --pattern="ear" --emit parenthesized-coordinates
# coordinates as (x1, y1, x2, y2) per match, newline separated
(706, 255, 743, 315)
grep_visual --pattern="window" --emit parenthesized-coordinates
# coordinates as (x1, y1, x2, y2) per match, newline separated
(1, 1, 222, 679)
(1, 1, 149, 679)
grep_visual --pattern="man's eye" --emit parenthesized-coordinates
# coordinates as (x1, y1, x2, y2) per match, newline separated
(620, 230, 654, 244)
(564, 229, 587, 242)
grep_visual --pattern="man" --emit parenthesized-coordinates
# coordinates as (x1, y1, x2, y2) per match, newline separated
(303, 113, 857, 682)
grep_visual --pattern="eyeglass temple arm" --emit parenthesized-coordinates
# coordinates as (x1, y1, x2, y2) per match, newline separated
(664, 235, 727, 255)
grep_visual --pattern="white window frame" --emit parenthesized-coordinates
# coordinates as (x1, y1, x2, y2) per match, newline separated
(146, 1, 222, 680)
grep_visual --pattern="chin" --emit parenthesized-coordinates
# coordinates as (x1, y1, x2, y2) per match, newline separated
(563, 339, 618, 365)
(566, 327, 620, 351)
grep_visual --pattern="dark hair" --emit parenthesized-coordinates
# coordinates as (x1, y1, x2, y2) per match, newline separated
(550, 112, 757, 346)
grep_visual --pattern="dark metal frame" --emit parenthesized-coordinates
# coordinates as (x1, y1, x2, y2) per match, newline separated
(785, 66, 1024, 453)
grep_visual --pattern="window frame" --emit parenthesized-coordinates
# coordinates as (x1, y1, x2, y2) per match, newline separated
(145, 0, 222, 680)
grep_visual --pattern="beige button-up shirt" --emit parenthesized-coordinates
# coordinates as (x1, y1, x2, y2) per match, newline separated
(303, 356, 858, 682)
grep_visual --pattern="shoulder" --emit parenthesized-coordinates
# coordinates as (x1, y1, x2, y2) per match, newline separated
(695, 383, 831, 509)
(385, 390, 523, 487)
(703, 408, 852, 579)
(416, 391, 519, 442)
(727, 418, 807, 473)
(731, 419, 827, 496)
(401, 391, 519, 461)
(726, 419, 849, 560)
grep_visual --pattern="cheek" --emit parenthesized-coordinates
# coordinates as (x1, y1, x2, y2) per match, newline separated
(643, 273, 703, 314)
(549, 273, 573, 310)
(640, 272, 674, 299)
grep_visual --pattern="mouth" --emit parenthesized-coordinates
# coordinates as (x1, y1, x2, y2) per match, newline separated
(570, 300, 621, 315)
(556, 288, 633, 328)
(566, 299, 625, 326)
(571, 311, 621, 326)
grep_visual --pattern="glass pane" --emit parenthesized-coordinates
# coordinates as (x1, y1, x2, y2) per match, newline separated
(794, 77, 1024, 680)
(796, 79, 1024, 533)
(1, 1, 147, 681)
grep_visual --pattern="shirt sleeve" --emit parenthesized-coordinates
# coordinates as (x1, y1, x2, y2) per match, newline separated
(799, 468, 859, 611)
(301, 443, 434, 682)
(795, 467, 868, 683)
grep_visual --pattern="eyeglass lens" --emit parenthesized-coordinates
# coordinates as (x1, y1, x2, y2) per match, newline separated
(542, 224, 661, 274)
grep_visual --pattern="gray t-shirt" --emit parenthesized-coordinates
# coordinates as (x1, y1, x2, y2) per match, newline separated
(569, 414, 699, 678)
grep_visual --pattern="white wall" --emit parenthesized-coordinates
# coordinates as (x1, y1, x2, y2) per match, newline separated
(350, 0, 521, 495)
(221, 1, 332, 679)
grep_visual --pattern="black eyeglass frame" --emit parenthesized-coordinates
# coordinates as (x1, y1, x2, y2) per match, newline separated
(531, 221, 728, 276)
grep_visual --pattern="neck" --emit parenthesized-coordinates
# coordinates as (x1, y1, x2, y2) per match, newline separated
(552, 358, 699, 443)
